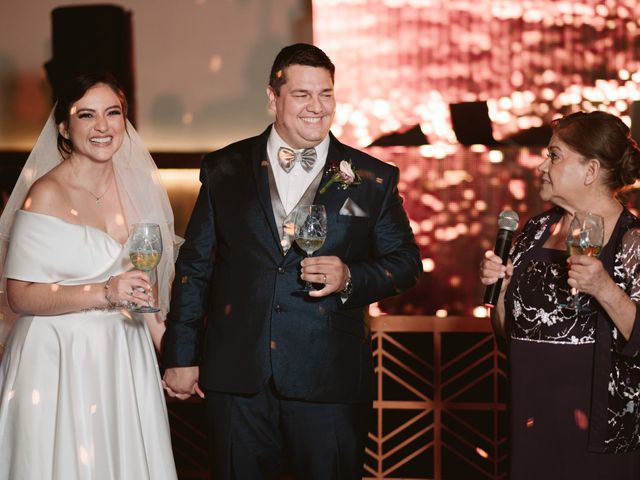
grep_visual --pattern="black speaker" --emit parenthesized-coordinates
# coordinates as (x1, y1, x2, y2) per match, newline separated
(503, 124, 552, 146)
(449, 101, 498, 146)
(45, 5, 136, 123)
(368, 124, 429, 147)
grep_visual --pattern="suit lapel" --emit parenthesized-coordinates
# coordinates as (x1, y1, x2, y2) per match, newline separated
(251, 127, 282, 250)
(310, 134, 349, 215)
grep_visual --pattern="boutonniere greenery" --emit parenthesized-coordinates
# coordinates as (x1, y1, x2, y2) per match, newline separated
(319, 160, 362, 194)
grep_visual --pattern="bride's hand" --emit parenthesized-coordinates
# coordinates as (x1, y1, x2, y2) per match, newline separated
(104, 271, 152, 307)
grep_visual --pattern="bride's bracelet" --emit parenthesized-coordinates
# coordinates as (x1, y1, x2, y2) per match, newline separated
(104, 276, 119, 307)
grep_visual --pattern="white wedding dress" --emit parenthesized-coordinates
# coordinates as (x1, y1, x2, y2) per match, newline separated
(0, 210, 177, 480)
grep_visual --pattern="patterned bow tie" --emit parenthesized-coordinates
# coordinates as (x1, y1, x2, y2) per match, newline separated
(277, 146, 317, 173)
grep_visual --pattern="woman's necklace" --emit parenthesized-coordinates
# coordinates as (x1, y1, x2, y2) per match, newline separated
(85, 179, 112, 205)
(69, 161, 114, 206)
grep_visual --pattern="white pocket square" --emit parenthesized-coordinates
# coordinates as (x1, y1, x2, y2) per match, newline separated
(339, 198, 368, 218)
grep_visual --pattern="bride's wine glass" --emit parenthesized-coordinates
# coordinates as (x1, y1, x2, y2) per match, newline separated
(128, 223, 162, 313)
(294, 204, 327, 293)
(565, 211, 604, 309)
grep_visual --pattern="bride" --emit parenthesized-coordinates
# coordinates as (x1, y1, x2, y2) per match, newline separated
(0, 73, 180, 479)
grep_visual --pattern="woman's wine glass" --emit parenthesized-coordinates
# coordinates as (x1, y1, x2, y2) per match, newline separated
(565, 211, 604, 309)
(294, 204, 327, 293)
(128, 223, 163, 313)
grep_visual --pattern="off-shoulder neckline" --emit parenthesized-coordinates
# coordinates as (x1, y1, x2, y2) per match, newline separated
(17, 210, 127, 246)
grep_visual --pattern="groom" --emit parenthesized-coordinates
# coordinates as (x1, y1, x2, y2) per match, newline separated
(162, 43, 422, 479)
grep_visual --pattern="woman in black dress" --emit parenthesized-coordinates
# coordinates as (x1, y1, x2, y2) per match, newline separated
(480, 111, 640, 479)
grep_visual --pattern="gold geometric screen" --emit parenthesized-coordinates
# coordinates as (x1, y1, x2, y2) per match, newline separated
(366, 316, 506, 479)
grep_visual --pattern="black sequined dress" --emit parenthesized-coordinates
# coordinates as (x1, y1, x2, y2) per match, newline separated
(506, 245, 640, 479)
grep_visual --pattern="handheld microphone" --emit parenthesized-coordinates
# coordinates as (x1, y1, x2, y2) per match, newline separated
(483, 210, 519, 308)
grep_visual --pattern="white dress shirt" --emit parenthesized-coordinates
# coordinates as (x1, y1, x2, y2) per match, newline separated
(267, 126, 330, 215)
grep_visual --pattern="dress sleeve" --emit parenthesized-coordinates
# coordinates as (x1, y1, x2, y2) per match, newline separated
(615, 227, 640, 357)
(3, 211, 123, 285)
(3, 211, 62, 283)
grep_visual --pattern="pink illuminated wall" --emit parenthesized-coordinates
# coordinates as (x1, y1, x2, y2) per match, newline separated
(311, 1, 640, 319)
(310, 9, 640, 478)
(313, 0, 640, 147)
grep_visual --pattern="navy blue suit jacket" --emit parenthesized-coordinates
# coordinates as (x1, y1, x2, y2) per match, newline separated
(163, 126, 422, 403)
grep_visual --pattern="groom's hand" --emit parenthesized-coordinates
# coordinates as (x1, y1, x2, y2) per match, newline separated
(163, 366, 205, 400)
(300, 255, 349, 298)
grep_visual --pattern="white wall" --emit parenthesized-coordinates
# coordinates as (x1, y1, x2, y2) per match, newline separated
(0, 0, 312, 151)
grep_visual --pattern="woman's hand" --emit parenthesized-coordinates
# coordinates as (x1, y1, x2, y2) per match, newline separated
(479, 250, 513, 338)
(567, 255, 611, 298)
(8, 271, 154, 316)
(480, 250, 513, 293)
(569, 253, 638, 340)
(105, 270, 153, 308)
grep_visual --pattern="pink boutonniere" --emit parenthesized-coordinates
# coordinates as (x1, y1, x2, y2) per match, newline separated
(319, 160, 362, 194)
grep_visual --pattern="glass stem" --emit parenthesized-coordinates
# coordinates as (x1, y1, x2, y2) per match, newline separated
(305, 252, 313, 291)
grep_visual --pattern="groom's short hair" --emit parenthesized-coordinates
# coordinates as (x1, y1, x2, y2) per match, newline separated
(269, 43, 335, 95)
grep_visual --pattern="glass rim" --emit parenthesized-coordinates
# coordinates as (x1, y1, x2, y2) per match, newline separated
(130, 222, 161, 227)
(572, 211, 603, 219)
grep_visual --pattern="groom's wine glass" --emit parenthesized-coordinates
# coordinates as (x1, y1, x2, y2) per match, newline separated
(128, 223, 163, 313)
(565, 211, 604, 310)
(294, 204, 327, 293)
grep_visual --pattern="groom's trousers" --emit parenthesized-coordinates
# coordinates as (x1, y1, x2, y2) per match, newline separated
(205, 378, 370, 480)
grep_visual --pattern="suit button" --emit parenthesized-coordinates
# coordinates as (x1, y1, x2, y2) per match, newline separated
(274, 304, 282, 313)
(277, 267, 285, 273)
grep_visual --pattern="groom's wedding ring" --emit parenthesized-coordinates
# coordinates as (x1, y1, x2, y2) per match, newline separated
(322, 274, 327, 284)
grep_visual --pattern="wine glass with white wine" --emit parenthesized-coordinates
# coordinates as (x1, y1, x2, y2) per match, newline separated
(565, 211, 604, 310)
(128, 223, 162, 313)
(294, 204, 327, 293)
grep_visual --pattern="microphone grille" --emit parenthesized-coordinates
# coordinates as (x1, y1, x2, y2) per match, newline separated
(497, 210, 519, 231)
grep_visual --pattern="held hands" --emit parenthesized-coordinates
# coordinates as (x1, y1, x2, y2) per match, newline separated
(479, 250, 513, 293)
(567, 254, 610, 298)
(300, 255, 349, 297)
(163, 366, 205, 400)
(104, 271, 153, 308)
